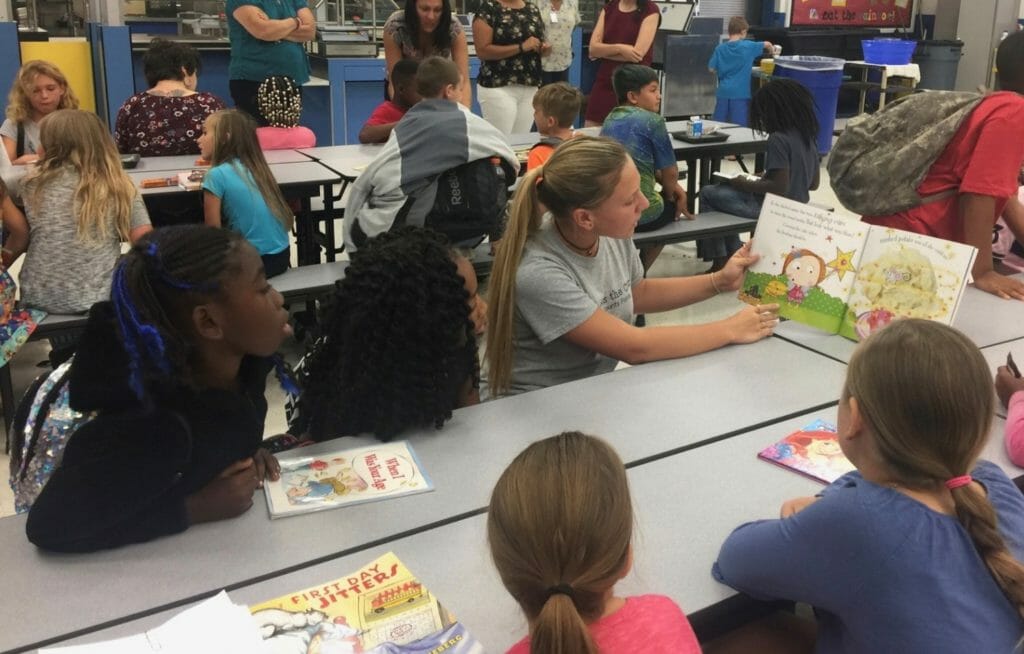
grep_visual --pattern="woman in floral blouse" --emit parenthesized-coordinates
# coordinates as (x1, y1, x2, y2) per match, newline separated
(473, 0, 549, 135)
(383, 0, 471, 107)
(114, 39, 226, 156)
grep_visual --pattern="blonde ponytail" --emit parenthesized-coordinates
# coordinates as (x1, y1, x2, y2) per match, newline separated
(485, 165, 545, 396)
(846, 319, 1024, 617)
(484, 137, 630, 396)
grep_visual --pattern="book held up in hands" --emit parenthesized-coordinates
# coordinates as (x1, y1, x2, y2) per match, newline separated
(740, 194, 977, 341)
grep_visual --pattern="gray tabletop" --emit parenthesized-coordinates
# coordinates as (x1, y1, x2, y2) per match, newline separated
(633, 211, 757, 247)
(0, 337, 846, 653)
(299, 144, 385, 180)
(133, 150, 307, 172)
(130, 161, 342, 196)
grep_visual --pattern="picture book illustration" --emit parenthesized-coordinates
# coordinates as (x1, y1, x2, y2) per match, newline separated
(740, 194, 977, 341)
(249, 552, 484, 654)
(757, 419, 855, 484)
(264, 441, 433, 518)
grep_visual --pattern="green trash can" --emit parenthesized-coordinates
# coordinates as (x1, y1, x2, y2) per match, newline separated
(913, 40, 963, 91)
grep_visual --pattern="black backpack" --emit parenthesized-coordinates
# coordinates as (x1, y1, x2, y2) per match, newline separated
(424, 157, 515, 245)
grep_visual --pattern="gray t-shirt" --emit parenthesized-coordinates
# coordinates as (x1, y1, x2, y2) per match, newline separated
(0, 118, 41, 156)
(505, 219, 644, 395)
(765, 128, 818, 203)
(20, 167, 150, 313)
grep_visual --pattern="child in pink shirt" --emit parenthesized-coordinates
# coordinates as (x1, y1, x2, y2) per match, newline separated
(488, 431, 701, 654)
(255, 75, 316, 150)
(996, 363, 1024, 466)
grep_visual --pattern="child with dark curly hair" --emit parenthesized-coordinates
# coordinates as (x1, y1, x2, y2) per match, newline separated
(294, 226, 482, 442)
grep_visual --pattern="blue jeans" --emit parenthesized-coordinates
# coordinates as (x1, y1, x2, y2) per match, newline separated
(696, 183, 763, 261)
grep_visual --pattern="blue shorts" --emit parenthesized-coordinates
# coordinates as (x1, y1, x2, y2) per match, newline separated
(712, 98, 750, 126)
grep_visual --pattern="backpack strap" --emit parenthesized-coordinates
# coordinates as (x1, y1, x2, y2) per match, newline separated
(15, 122, 25, 159)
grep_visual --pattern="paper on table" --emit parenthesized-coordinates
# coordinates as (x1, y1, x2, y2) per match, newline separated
(40, 591, 268, 654)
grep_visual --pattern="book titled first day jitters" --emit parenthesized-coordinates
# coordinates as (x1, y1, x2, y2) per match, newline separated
(263, 440, 434, 518)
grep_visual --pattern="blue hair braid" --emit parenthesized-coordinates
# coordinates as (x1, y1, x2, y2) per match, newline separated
(111, 260, 172, 400)
(273, 354, 300, 397)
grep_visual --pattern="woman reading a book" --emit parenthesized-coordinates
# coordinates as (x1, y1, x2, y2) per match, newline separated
(484, 136, 779, 398)
(714, 320, 1024, 652)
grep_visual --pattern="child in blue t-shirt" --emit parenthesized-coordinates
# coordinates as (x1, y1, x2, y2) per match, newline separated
(709, 16, 772, 125)
(197, 109, 293, 277)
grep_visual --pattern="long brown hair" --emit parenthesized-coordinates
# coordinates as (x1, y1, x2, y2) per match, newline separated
(484, 136, 629, 396)
(5, 60, 79, 123)
(488, 431, 633, 653)
(205, 110, 293, 230)
(26, 110, 137, 243)
(846, 319, 1024, 617)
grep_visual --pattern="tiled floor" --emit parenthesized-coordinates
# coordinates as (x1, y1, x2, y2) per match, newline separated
(0, 156, 848, 519)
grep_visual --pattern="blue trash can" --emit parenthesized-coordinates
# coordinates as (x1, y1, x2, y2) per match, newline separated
(773, 55, 845, 154)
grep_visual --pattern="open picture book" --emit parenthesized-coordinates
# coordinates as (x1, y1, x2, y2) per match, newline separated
(250, 552, 484, 653)
(758, 419, 855, 484)
(739, 195, 977, 340)
(264, 441, 433, 518)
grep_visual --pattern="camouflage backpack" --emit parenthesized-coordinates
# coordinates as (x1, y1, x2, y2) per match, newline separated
(827, 91, 985, 216)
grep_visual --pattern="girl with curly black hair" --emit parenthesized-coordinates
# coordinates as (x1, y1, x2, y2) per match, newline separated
(295, 227, 481, 442)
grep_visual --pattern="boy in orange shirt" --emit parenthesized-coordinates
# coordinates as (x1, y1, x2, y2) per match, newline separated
(526, 82, 582, 172)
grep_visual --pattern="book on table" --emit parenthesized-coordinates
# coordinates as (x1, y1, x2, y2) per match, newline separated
(739, 194, 977, 341)
(249, 551, 484, 653)
(263, 440, 433, 518)
(758, 419, 855, 484)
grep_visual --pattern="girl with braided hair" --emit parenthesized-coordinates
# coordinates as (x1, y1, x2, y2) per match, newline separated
(26, 225, 295, 552)
(255, 75, 316, 150)
(715, 320, 1024, 652)
(488, 431, 701, 653)
(294, 227, 481, 442)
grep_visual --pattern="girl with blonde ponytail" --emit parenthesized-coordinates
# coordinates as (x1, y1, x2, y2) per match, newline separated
(715, 319, 1024, 653)
(484, 135, 778, 397)
(488, 431, 702, 654)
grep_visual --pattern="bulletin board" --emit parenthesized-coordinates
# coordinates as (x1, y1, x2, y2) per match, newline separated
(790, 0, 915, 28)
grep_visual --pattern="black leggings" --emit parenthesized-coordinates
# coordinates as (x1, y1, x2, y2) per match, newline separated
(263, 249, 290, 278)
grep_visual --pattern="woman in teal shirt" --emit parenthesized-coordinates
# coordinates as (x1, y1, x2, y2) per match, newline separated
(226, 0, 316, 124)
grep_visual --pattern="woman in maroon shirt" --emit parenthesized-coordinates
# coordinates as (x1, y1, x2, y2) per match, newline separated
(114, 39, 226, 157)
(585, 0, 660, 126)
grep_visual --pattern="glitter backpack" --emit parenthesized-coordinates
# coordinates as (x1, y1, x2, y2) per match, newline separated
(9, 359, 96, 513)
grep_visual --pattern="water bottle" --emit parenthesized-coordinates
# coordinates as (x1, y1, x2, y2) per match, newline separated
(691, 116, 703, 138)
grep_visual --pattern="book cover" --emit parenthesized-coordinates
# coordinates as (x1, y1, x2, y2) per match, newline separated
(740, 194, 977, 341)
(757, 419, 855, 484)
(264, 441, 433, 518)
(249, 552, 484, 654)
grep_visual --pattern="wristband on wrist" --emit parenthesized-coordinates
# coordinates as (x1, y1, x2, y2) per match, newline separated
(710, 271, 722, 294)
(293, 16, 301, 29)
(518, 42, 524, 54)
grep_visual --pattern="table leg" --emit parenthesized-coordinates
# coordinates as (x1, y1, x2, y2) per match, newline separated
(685, 157, 698, 213)
(878, 69, 888, 111)
(322, 182, 337, 262)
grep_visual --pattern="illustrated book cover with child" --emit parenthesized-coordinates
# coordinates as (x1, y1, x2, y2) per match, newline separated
(758, 419, 855, 484)
(739, 194, 977, 340)
(249, 551, 484, 653)
(263, 441, 433, 518)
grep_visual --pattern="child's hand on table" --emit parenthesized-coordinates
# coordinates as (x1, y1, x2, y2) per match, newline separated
(973, 270, 1024, 301)
(185, 458, 261, 524)
(780, 496, 819, 518)
(254, 447, 282, 485)
(995, 366, 1024, 408)
(724, 303, 779, 344)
